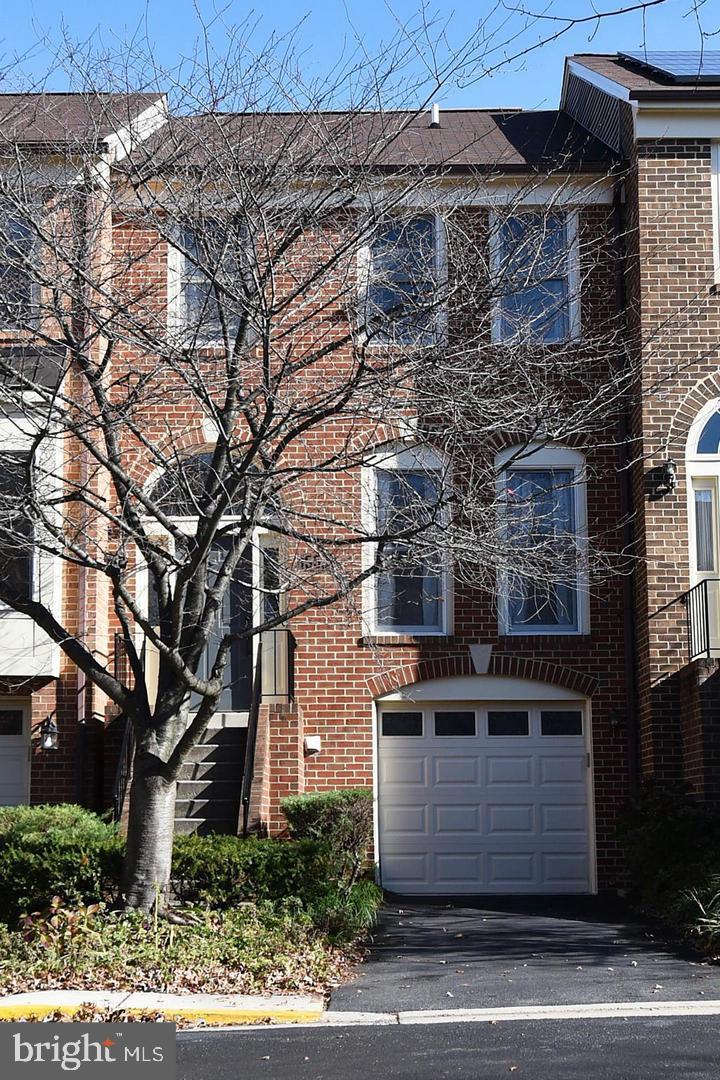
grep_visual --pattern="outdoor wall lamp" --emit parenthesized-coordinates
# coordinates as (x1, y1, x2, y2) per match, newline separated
(40, 713, 59, 751)
(609, 709, 626, 733)
(656, 460, 678, 495)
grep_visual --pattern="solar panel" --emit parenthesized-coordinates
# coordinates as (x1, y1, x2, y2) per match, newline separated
(619, 51, 720, 83)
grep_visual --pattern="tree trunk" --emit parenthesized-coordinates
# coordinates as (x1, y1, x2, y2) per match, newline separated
(122, 748, 177, 911)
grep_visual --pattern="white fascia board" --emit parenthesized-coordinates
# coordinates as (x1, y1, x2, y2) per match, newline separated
(564, 60, 632, 104)
(104, 96, 170, 162)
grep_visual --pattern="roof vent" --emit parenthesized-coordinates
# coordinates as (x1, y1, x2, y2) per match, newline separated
(429, 103, 441, 128)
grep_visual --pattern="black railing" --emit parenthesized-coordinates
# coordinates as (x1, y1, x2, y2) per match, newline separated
(112, 716, 135, 823)
(680, 579, 720, 662)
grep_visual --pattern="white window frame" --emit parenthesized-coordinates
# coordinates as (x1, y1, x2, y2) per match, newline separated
(361, 443, 452, 636)
(167, 221, 247, 346)
(712, 144, 720, 287)
(357, 213, 448, 348)
(489, 208, 581, 345)
(686, 399, 720, 585)
(496, 443, 589, 636)
(0, 414, 62, 612)
(0, 204, 41, 332)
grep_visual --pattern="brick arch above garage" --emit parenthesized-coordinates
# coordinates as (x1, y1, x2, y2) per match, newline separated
(367, 653, 598, 700)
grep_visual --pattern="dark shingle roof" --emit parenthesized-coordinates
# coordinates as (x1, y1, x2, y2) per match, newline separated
(130, 106, 615, 175)
(0, 93, 165, 146)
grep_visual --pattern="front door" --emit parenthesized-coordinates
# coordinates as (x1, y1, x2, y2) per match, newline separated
(0, 703, 29, 804)
(192, 541, 254, 712)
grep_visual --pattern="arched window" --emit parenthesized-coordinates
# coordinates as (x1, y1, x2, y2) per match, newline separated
(150, 451, 247, 518)
(687, 402, 720, 589)
(496, 443, 588, 635)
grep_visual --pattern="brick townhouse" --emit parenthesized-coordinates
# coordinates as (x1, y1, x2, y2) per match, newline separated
(1, 50, 719, 897)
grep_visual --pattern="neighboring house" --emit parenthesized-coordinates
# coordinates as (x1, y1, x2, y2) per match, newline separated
(2, 50, 720, 898)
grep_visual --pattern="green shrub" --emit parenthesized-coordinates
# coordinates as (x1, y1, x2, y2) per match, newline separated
(0, 805, 122, 924)
(171, 831, 382, 937)
(171, 834, 326, 907)
(617, 782, 720, 917)
(281, 789, 373, 887)
(302, 880, 383, 940)
(0, 801, 381, 944)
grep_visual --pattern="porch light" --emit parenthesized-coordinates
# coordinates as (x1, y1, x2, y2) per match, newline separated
(657, 460, 678, 495)
(40, 713, 59, 751)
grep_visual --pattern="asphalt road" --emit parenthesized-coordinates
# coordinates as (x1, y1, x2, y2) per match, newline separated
(177, 1017, 720, 1080)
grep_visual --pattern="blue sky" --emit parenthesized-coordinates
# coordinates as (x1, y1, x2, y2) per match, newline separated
(0, 0, 716, 110)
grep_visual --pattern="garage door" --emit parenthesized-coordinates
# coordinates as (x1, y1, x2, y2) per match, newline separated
(0, 704, 29, 805)
(377, 702, 592, 894)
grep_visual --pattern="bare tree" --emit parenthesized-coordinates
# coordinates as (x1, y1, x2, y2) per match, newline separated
(0, 15, 641, 909)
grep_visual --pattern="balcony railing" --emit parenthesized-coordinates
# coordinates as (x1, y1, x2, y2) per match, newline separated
(680, 579, 720, 662)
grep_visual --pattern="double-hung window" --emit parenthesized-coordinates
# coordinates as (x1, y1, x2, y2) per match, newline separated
(0, 209, 35, 329)
(170, 218, 248, 342)
(364, 216, 444, 346)
(492, 210, 578, 344)
(367, 448, 449, 634)
(497, 446, 587, 635)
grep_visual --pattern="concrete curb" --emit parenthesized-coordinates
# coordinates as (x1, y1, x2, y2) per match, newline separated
(0, 991, 324, 1026)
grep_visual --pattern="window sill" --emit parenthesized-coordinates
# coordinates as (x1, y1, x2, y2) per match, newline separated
(359, 633, 453, 647)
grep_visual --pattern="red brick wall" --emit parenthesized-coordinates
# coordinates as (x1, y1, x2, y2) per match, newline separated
(7, 194, 635, 891)
(627, 135, 720, 798)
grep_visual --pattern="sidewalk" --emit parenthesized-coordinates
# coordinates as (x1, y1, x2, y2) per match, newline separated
(0, 990, 324, 1025)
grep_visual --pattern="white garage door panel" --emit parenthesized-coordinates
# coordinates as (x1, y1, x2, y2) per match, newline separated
(0, 746, 28, 803)
(378, 702, 592, 895)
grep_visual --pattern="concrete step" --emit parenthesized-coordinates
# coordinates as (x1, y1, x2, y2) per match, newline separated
(195, 728, 247, 748)
(175, 798, 240, 820)
(178, 760, 243, 782)
(174, 817, 238, 835)
(186, 740, 246, 764)
(176, 779, 240, 801)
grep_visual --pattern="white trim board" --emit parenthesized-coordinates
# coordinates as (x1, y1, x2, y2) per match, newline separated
(564, 60, 632, 105)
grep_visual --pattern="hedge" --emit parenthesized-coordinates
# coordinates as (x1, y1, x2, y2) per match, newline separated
(0, 805, 123, 923)
(0, 796, 381, 939)
(281, 788, 373, 888)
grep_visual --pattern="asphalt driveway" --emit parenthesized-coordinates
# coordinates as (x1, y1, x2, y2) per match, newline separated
(330, 897, 720, 1013)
